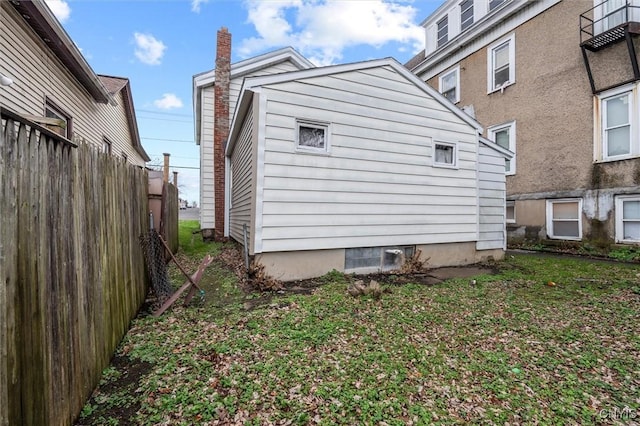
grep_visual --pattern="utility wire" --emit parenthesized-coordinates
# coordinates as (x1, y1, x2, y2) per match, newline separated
(137, 109, 193, 117)
(142, 137, 195, 143)
(138, 116, 192, 123)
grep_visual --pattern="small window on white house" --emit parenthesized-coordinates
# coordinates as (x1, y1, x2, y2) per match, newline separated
(102, 137, 112, 154)
(598, 87, 634, 161)
(546, 199, 582, 240)
(437, 16, 448, 47)
(506, 201, 515, 223)
(433, 142, 457, 168)
(296, 120, 329, 153)
(121, 152, 128, 162)
(488, 121, 516, 175)
(615, 195, 640, 243)
(439, 66, 460, 104)
(487, 34, 515, 93)
(460, 0, 474, 31)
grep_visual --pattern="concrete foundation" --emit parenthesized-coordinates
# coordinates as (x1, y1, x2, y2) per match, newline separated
(256, 242, 504, 281)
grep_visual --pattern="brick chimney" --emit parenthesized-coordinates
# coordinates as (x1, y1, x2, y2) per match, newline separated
(214, 27, 231, 241)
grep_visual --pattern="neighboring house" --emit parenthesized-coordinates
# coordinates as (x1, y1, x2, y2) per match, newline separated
(407, 0, 640, 246)
(224, 57, 512, 281)
(0, 0, 150, 166)
(192, 29, 315, 240)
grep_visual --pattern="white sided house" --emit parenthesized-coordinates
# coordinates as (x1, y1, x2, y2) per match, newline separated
(225, 58, 512, 281)
(0, 0, 149, 166)
(193, 36, 314, 238)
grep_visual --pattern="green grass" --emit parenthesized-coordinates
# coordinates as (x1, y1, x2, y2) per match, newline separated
(82, 249, 640, 425)
(177, 220, 213, 257)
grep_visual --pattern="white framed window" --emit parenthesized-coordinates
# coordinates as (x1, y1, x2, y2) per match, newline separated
(488, 121, 516, 175)
(487, 33, 515, 93)
(596, 84, 637, 162)
(296, 120, 330, 154)
(433, 141, 458, 168)
(460, 0, 474, 31)
(506, 201, 515, 223)
(546, 199, 582, 240)
(437, 16, 448, 48)
(615, 195, 640, 243)
(439, 66, 460, 104)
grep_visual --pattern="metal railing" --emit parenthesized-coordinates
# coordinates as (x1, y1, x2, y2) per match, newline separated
(580, 0, 639, 44)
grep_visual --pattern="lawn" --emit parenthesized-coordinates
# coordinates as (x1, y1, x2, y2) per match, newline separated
(78, 224, 640, 425)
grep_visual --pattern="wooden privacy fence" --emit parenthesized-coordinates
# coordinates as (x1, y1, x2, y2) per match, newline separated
(0, 108, 149, 426)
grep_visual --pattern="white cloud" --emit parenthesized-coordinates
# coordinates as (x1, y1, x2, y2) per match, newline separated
(154, 93, 184, 110)
(239, 0, 424, 66)
(133, 33, 167, 65)
(191, 0, 209, 13)
(45, 0, 71, 23)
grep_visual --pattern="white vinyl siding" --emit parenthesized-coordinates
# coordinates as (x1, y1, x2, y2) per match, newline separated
(199, 59, 305, 228)
(255, 65, 480, 253)
(228, 103, 254, 245)
(477, 141, 508, 250)
(0, 3, 147, 166)
(199, 86, 215, 228)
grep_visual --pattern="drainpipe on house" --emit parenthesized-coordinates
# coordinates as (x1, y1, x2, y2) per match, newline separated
(214, 27, 231, 241)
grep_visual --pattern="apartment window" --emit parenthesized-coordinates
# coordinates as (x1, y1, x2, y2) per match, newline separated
(437, 16, 448, 47)
(460, 0, 474, 31)
(489, 0, 506, 11)
(488, 121, 516, 175)
(598, 86, 635, 161)
(506, 201, 515, 223)
(615, 195, 640, 243)
(45, 99, 71, 138)
(487, 34, 515, 93)
(439, 66, 460, 103)
(296, 120, 329, 153)
(546, 199, 582, 240)
(102, 137, 112, 154)
(433, 141, 457, 168)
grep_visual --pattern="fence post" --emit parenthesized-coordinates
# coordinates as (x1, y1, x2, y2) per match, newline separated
(163, 153, 170, 183)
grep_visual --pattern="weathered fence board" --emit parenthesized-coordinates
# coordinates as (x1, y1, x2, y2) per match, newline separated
(0, 108, 149, 426)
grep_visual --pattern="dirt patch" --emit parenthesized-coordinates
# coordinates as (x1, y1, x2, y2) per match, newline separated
(242, 264, 499, 310)
(75, 355, 153, 426)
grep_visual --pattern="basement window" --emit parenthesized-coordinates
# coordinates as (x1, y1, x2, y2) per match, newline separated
(546, 199, 582, 240)
(345, 246, 415, 273)
(506, 201, 515, 223)
(615, 195, 640, 243)
(296, 120, 329, 153)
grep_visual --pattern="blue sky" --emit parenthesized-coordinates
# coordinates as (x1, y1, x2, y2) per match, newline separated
(47, 0, 442, 204)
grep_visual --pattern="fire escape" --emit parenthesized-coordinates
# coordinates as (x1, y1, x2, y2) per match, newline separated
(580, 0, 640, 93)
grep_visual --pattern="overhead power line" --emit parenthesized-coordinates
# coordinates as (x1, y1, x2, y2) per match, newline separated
(137, 109, 193, 117)
(141, 137, 195, 143)
(138, 116, 192, 123)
